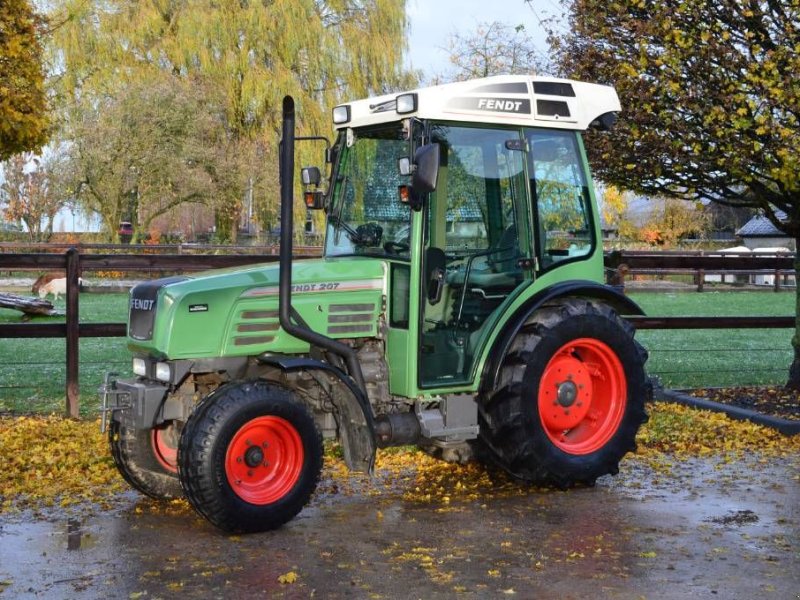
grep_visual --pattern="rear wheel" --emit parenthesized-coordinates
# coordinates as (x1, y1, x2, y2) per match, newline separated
(477, 298, 648, 487)
(109, 417, 182, 499)
(177, 380, 323, 533)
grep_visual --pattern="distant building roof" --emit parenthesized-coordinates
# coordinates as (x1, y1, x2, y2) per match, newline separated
(736, 211, 787, 237)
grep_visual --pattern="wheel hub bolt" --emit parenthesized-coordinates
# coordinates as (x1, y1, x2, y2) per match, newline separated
(244, 445, 265, 468)
(556, 380, 578, 407)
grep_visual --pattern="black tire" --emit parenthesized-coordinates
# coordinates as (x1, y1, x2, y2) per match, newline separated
(477, 298, 648, 487)
(109, 416, 182, 499)
(177, 380, 323, 533)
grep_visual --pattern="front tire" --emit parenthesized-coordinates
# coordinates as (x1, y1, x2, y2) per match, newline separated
(109, 417, 182, 499)
(477, 298, 648, 487)
(177, 381, 323, 533)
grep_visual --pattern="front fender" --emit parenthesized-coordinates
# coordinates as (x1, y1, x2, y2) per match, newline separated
(482, 280, 645, 392)
(257, 356, 376, 474)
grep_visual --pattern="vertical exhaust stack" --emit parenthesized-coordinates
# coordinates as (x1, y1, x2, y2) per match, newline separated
(277, 96, 367, 394)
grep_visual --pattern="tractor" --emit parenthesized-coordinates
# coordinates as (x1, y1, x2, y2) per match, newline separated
(100, 75, 648, 533)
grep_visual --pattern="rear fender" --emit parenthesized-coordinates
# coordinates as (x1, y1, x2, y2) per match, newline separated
(483, 280, 645, 392)
(257, 356, 376, 474)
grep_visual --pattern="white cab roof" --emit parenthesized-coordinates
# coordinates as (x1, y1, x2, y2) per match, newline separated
(335, 75, 621, 131)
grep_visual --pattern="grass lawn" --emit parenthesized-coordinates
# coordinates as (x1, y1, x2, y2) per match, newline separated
(629, 290, 794, 389)
(0, 293, 132, 415)
(0, 288, 795, 415)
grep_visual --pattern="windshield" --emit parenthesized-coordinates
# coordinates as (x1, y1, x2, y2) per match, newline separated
(324, 125, 412, 259)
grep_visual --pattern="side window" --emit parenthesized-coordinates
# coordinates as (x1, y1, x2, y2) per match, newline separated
(390, 263, 410, 328)
(526, 129, 594, 269)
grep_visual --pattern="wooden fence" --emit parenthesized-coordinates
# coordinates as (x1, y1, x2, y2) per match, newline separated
(606, 249, 796, 292)
(0, 248, 795, 417)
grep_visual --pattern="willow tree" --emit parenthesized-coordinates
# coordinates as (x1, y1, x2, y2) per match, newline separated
(0, 0, 49, 160)
(49, 0, 411, 241)
(552, 0, 800, 389)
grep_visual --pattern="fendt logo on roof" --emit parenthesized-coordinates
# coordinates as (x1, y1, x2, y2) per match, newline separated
(448, 97, 532, 115)
(477, 98, 523, 112)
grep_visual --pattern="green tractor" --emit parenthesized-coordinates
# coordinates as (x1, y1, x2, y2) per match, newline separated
(101, 76, 648, 533)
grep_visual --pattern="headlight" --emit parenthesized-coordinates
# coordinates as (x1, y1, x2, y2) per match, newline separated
(132, 358, 147, 377)
(155, 362, 172, 382)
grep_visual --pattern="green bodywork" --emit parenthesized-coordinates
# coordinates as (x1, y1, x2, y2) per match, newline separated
(129, 258, 386, 359)
(128, 121, 608, 401)
(128, 241, 602, 401)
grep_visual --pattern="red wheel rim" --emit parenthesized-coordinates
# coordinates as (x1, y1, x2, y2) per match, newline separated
(225, 416, 304, 505)
(151, 424, 178, 473)
(537, 338, 627, 455)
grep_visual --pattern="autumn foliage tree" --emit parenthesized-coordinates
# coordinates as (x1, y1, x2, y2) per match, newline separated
(0, 153, 66, 241)
(0, 0, 49, 160)
(552, 0, 800, 389)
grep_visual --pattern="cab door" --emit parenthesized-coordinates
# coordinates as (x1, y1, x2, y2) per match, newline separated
(419, 125, 532, 387)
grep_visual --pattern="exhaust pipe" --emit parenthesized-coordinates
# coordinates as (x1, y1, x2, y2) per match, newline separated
(277, 95, 367, 394)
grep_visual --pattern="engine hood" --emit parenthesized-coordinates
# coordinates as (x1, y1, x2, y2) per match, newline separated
(128, 257, 388, 359)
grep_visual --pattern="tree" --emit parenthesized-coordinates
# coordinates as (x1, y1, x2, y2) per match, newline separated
(439, 21, 546, 83)
(1, 153, 66, 241)
(638, 198, 709, 248)
(64, 76, 222, 242)
(552, 0, 800, 388)
(49, 0, 412, 242)
(0, 0, 49, 160)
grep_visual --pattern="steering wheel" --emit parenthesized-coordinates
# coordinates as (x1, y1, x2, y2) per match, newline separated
(383, 241, 410, 254)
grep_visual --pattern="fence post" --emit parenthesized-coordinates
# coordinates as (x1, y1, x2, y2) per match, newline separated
(66, 248, 80, 418)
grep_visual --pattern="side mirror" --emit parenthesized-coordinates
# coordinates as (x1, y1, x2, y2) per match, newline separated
(412, 143, 439, 194)
(301, 166, 322, 186)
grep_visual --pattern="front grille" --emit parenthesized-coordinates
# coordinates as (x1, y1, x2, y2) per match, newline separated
(129, 276, 188, 341)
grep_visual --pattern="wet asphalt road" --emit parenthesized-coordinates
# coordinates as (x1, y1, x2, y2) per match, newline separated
(1, 455, 798, 599)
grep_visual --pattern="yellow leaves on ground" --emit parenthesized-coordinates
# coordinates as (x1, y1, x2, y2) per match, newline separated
(1, 403, 798, 514)
(277, 571, 298, 584)
(636, 403, 800, 458)
(0, 415, 123, 512)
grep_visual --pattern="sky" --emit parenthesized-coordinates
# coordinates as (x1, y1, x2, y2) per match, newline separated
(405, 0, 561, 79)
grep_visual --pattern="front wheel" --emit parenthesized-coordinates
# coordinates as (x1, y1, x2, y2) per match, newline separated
(477, 298, 648, 487)
(109, 417, 182, 499)
(178, 381, 323, 533)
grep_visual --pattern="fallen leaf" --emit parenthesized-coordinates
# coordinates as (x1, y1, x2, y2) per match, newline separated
(278, 571, 298, 584)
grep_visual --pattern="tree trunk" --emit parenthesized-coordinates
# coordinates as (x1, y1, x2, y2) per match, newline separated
(787, 238, 800, 390)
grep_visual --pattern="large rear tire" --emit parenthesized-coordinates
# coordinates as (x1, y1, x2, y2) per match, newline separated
(177, 380, 323, 533)
(477, 298, 648, 487)
(109, 417, 182, 499)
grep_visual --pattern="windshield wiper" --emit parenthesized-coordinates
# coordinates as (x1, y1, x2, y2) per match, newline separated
(328, 212, 362, 243)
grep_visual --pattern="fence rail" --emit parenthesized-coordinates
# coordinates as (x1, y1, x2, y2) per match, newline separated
(606, 249, 796, 292)
(0, 248, 796, 416)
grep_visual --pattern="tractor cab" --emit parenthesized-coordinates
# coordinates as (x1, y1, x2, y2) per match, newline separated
(312, 76, 618, 391)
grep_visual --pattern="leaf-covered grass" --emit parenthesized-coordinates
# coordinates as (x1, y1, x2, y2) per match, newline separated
(629, 291, 794, 388)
